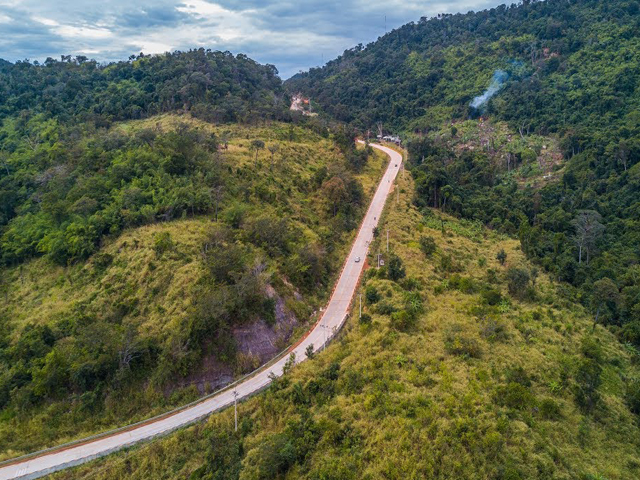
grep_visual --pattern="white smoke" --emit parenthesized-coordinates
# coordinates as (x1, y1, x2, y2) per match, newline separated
(470, 70, 509, 110)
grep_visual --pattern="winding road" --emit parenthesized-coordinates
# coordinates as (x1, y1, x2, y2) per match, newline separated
(0, 142, 402, 480)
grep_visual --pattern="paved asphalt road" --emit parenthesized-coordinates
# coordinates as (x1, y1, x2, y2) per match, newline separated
(0, 143, 402, 480)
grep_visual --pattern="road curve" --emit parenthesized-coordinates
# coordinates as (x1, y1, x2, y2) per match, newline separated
(0, 143, 402, 480)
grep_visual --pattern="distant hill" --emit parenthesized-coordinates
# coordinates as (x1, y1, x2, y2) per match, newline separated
(0, 50, 288, 125)
(287, 0, 640, 137)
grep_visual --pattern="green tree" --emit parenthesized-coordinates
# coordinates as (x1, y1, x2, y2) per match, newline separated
(419, 235, 437, 256)
(497, 249, 507, 266)
(251, 140, 265, 167)
(506, 267, 531, 299)
(387, 253, 406, 281)
(591, 278, 620, 326)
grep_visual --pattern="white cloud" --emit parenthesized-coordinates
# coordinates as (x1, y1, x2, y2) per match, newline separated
(55, 25, 113, 39)
(0, 0, 503, 78)
(32, 15, 59, 26)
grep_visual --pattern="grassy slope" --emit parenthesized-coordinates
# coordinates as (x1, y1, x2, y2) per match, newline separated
(0, 115, 388, 459)
(49, 167, 640, 480)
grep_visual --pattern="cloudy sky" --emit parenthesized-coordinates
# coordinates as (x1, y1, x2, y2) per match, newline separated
(0, 0, 501, 78)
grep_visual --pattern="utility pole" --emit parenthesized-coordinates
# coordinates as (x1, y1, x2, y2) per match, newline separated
(233, 390, 238, 432)
(387, 229, 389, 252)
(320, 323, 329, 349)
(359, 293, 362, 319)
(385, 15, 387, 34)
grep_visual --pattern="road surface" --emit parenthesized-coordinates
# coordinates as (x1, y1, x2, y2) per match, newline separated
(0, 142, 402, 480)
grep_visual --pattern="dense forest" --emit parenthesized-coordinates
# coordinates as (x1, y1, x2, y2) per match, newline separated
(0, 49, 287, 125)
(288, 0, 640, 352)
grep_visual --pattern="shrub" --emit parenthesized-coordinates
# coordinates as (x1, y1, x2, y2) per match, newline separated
(387, 254, 406, 281)
(506, 267, 531, 299)
(376, 301, 396, 316)
(486, 268, 499, 284)
(620, 321, 640, 347)
(627, 379, 640, 415)
(365, 286, 380, 304)
(497, 249, 507, 265)
(153, 231, 174, 256)
(480, 316, 508, 342)
(305, 344, 315, 359)
(539, 398, 562, 420)
(390, 310, 415, 331)
(496, 382, 535, 410)
(580, 336, 604, 362)
(401, 276, 422, 291)
(359, 313, 372, 325)
(440, 254, 454, 273)
(445, 325, 482, 358)
(404, 291, 424, 317)
(481, 288, 503, 306)
(240, 433, 296, 480)
(505, 366, 531, 387)
(419, 235, 437, 256)
(574, 357, 602, 413)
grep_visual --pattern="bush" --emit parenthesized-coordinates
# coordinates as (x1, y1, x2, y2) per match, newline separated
(620, 321, 640, 347)
(240, 433, 296, 480)
(400, 276, 422, 291)
(387, 254, 406, 281)
(376, 301, 396, 316)
(539, 398, 562, 420)
(445, 325, 482, 358)
(480, 316, 508, 342)
(506, 267, 531, 299)
(419, 235, 437, 256)
(390, 310, 415, 331)
(497, 249, 507, 266)
(505, 366, 531, 387)
(496, 382, 535, 410)
(448, 275, 476, 294)
(627, 379, 640, 416)
(359, 313, 372, 325)
(481, 288, 503, 306)
(365, 285, 380, 304)
(574, 357, 602, 413)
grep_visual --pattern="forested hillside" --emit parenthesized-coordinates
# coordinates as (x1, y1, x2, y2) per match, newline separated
(0, 115, 384, 458)
(0, 49, 386, 457)
(0, 50, 291, 266)
(288, 0, 640, 356)
(0, 49, 286, 125)
(49, 168, 640, 480)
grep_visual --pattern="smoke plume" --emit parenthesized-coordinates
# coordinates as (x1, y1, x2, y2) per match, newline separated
(470, 70, 509, 110)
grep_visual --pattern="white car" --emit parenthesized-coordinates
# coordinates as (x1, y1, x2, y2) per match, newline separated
(355, 256, 361, 263)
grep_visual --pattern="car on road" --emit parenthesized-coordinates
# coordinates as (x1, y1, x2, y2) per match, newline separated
(355, 256, 361, 263)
